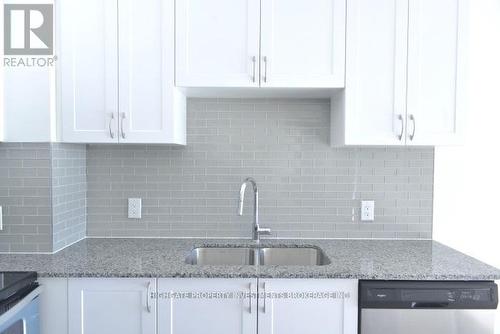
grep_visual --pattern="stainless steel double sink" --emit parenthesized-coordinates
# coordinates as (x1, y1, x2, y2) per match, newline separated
(186, 246, 330, 266)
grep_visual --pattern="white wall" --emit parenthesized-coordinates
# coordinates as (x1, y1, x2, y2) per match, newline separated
(434, 0, 500, 269)
(433, 0, 500, 331)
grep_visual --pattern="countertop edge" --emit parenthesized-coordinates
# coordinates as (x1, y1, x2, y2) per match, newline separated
(3, 238, 500, 281)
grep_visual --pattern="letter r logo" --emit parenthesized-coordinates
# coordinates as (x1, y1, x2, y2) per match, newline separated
(4, 4, 53, 55)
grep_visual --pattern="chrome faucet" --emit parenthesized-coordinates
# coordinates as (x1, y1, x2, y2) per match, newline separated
(238, 177, 271, 242)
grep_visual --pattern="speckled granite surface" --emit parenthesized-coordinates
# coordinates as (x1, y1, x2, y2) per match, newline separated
(0, 238, 499, 280)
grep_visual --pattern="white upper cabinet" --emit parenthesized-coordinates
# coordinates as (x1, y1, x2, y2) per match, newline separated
(2, 67, 53, 142)
(332, 0, 466, 146)
(260, 0, 346, 88)
(406, 0, 466, 145)
(158, 278, 257, 334)
(258, 279, 358, 334)
(59, 0, 118, 143)
(175, 0, 261, 87)
(175, 0, 345, 89)
(118, 0, 185, 144)
(68, 278, 156, 334)
(59, 0, 186, 144)
(332, 0, 408, 146)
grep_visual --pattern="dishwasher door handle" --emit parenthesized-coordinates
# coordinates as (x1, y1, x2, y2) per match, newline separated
(411, 302, 449, 308)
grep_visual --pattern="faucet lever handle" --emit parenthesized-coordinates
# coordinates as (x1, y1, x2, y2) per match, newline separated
(257, 226, 272, 236)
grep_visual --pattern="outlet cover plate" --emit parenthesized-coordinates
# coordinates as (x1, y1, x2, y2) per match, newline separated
(128, 198, 142, 219)
(361, 200, 375, 222)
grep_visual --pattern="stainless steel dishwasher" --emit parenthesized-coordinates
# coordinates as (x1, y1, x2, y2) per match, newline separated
(359, 281, 498, 334)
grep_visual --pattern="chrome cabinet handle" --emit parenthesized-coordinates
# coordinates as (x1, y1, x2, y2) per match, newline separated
(109, 113, 115, 139)
(262, 282, 267, 313)
(263, 56, 268, 83)
(146, 282, 151, 313)
(120, 113, 126, 139)
(409, 114, 416, 141)
(248, 283, 253, 313)
(251, 56, 256, 83)
(397, 114, 404, 141)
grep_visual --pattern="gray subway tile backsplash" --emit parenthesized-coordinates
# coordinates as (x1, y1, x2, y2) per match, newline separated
(51, 143, 87, 252)
(0, 143, 86, 253)
(0, 143, 53, 252)
(86, 99, 434, 239)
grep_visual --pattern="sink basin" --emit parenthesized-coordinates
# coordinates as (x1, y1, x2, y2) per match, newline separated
(186, 247, 255, 265)
(259, 247, 330, 266)
(186, 246, 329, 266)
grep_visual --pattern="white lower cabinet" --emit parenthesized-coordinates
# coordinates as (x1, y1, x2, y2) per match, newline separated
(41, 278, 358, 334)
(67, 278, 156, 334)
(39, 278, 68, 334)
(258, 279, 358, 334)
(157, 278, 258, 334)
(157, 278, 357, 334)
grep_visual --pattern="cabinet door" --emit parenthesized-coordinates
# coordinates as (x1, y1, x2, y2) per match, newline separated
(158, 278, 257, 334)
(68, 278, 156, 334)
(406, 0, 466, 145)
(260, 0, 345, 88)
(334, 0, 409, 146)
(175, 0, 261, 87)
(258, 279, 358, 334)
(118, 0, 184, 144)
(58, 0, 118, 143)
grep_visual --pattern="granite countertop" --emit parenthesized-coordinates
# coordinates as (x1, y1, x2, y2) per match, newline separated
(0, 238, 499, 280)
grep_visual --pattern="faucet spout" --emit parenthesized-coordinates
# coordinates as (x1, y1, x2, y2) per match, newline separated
(237, 177, 270, 242)
(238, 182, 249, 216)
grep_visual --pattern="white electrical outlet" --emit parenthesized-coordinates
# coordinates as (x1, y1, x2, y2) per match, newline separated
(128, 198, 142, 219)
(0, 206, 3, 230)
(361, 200, 375, 221)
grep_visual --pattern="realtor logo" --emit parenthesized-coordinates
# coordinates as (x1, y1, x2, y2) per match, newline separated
(3, 4, 53, 55)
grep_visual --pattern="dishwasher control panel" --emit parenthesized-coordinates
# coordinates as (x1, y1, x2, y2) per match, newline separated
(360, 281, 498, 309)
